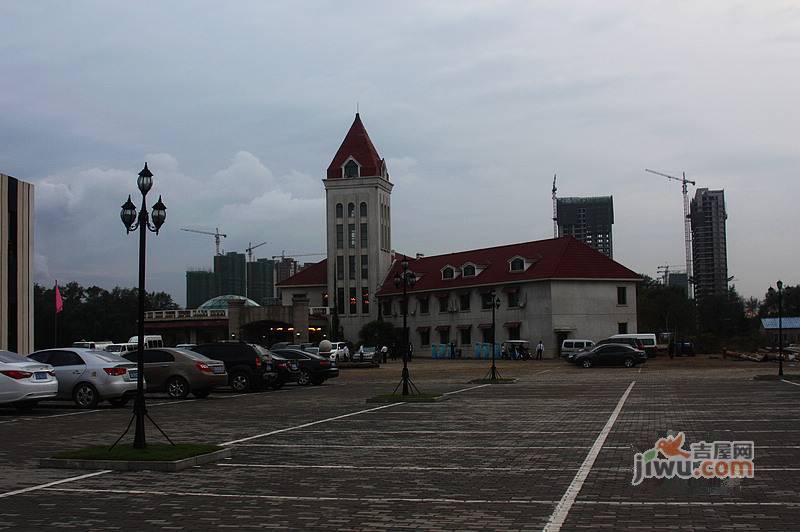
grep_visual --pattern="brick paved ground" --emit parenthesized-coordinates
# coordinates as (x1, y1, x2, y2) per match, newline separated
(1, 356, 798, 530)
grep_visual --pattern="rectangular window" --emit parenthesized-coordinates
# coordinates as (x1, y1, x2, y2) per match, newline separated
(361, 255, 368, 280)
(459, 293, 470, 311)
(349, 288, 357, 314)
(360, 223, 368, 248)
(618, 322, 628, 334)
(438, 295, 449, 313)
(348, 224, 356, 248)
(382, 299, 392, 316)
(419, 329, 430, 346)
(337, 288, 345, 314)
(418, 296, 429, 314)
(508, 326, 521, 341)
(362, 288, 369, 314)
(482, 328, 492, 343)
(439, 329, 450, 344)
(336, 256, 344, 281)
(349, 256, 356, 280)
(508, 290, 520, 308)
(336, 224, 343, 249)
(481, 293, 494, 310)
(460, 328, 471, 345)
(617, 286, 627, 305)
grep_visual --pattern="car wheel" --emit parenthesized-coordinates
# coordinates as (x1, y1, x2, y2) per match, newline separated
(13, 400, 37, 412)
(230, 372, 251, 393)
(582, 359, 592, 369)
(297, 369, 312, 386)
(108, 397, 130, 407)
(311, 377, 324, 386)
(192, 389, 211, 399)
(624, 358, 635, 368)
(166, 376, 190, 399)
(73, 383, 99, 409)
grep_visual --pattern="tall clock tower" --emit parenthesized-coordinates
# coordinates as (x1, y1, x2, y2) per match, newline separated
(323, 114, 393, 340)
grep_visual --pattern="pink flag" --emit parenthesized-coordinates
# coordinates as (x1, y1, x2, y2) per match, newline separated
(55, 282, 63, 314)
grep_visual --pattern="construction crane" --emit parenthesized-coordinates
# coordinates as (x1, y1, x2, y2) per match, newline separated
(271, 251, 326, 260)
(245, 241, 267, 263)
(645, 168, 697, 298)
(551, 173, 558, 238)
(656, 263, 684, 286)
(181, 227, 227, 255)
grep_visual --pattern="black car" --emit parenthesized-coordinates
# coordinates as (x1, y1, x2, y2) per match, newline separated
(192, 342, 277, 392)
(266, 351, 302, 388)
(272, 348, 339, 385)
(573, 344, 647, 368)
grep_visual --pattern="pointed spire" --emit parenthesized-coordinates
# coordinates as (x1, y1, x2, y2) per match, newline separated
(327, 113, 385, 179)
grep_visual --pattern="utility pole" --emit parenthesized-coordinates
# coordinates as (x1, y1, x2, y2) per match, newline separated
(552, 173, 558, 238)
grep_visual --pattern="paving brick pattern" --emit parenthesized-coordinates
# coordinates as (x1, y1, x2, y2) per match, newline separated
(0, 357, 798, 530)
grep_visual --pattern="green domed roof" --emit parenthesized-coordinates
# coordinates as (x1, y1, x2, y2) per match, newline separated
(198, 294, 260, 310)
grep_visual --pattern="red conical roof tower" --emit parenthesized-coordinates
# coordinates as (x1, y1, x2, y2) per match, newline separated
(326, 113, 386, 179)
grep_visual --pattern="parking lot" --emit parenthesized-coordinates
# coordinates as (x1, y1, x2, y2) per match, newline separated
(1, 356, 799, 530)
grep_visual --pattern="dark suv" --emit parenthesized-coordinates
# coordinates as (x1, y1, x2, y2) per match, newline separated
(192, 342, 276, 392)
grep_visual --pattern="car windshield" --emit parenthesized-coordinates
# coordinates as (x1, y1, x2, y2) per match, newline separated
(175, 349, 212, 361)
(0, 351, 29, 363)
(253, 345, 272, 357)
(105, 345, 123, 352)
(86, 351, 128, 363)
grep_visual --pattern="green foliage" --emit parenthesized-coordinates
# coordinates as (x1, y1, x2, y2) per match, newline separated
(34, 282, 179, 350)
(637, 276, 696, 337)
(358, 320, 397, 347)
(760, 283, 800, 317)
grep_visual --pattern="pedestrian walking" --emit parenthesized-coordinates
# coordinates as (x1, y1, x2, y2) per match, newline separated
(535, 340, 544, 360)
(381, 345, 388, 363)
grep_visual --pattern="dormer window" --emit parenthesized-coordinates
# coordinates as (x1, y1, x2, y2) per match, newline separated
(462, 264, 476, 277)
(509, 257, 525, 272)
(343, 159, 359, 178)
(442, 267, 455, 280)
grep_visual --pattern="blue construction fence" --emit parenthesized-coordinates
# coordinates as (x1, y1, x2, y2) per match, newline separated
(430, 343, 500, 359)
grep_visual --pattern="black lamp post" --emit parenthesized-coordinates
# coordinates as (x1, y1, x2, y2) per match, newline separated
(394, 258, 416, 395)
(778, 280, 784, 377)
(120, 163, 167, 449)
(490, 290, 501, 380)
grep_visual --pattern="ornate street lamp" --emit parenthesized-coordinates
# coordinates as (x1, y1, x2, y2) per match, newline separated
(489, 290, 502, 381)
(393, 258, 417, 395)
(768, 280, 785, 377)
(115, 163, 171, 449)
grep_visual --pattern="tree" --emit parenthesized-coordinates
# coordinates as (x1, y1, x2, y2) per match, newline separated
(34, 282, 179, 350)
(759, 283, 800, 317)
(636, 276, 695, 337)
(358, 320, 397, 348)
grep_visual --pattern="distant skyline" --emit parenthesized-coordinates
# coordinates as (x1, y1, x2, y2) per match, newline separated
(2, 1, 798, 304)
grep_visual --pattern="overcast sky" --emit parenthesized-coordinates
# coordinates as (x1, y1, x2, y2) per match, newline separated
(2, 1, 798, 305)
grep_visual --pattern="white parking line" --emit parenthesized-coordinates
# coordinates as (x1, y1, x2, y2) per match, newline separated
(237, 443, 599, 450)
(292, 430, 591, 434)
(782, 379, 800, 387)
(220, 382, 497, 446)
(40, 487, 800, 508)
(443, 383, 490, 395)
(219, 463, 581, 472)
(543, 381, 636, 532)
(0, 470, 111, 499)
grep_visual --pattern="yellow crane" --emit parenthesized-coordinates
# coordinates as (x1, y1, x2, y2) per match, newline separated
(181, 227, 227, 255)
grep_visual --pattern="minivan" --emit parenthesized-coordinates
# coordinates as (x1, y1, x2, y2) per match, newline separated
(610, 334, 657, 356)
(561, 339, 595, 358)
(128, 335, 164, 349)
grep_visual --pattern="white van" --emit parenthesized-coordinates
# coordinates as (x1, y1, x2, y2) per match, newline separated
(561, 339, 595, 357)
(127, 335, 164, 349)
(610, 334, 657, 354)
(104, 343, 138, 355)
(72, 340, 114, 350)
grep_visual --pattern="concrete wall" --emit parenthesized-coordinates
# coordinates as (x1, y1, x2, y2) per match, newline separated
(280, 285, 326, 308)
(550, 280, 638, 345)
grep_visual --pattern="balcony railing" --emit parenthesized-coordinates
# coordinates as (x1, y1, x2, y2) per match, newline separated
(144, 309, 229, 321)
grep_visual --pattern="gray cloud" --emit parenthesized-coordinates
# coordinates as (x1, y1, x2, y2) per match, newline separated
(2, 1, 799, 302)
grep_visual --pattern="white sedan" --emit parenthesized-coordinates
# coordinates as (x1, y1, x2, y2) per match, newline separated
(0, 350, 58, 411)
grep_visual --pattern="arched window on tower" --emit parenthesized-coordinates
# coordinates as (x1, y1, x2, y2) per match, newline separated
(348, 202, 355, 218)
(336, 203, 343, 218)
(360, 202, 367, 217)
(344, 159, 359, 178)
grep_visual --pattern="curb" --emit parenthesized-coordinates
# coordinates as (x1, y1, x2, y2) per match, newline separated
(39, 448, 231, 472)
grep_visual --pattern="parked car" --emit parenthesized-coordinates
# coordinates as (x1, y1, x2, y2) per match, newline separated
(28, 348, 139, 408)
(127, 335, 164, 349)
(176, 343, 197, 350)
(272, 348, 339, 385)
(670, 340, 695, 357)
(191, 342, 277, 392)
(122, 348, 227, 399)
(266, 351, 301, 388)
(572, 344, 647, 368)
(104, 343, 138, 356)
(0, 350, 58, 411)
(610, 334, 658, 357)
(303, 346, 320, 356)
(560, 339, 595, 358)
(330, 342, 350, 362)
(354, 345, 376, 362)
(72, 340, 113, 350)
(595, 336, 645, 351)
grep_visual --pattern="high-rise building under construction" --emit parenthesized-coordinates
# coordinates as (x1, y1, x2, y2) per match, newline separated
(690, 188, 728, 300)
(556, 196, 614, 258)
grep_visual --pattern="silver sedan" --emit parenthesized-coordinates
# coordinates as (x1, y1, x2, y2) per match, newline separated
(28, 348, 140, 408)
